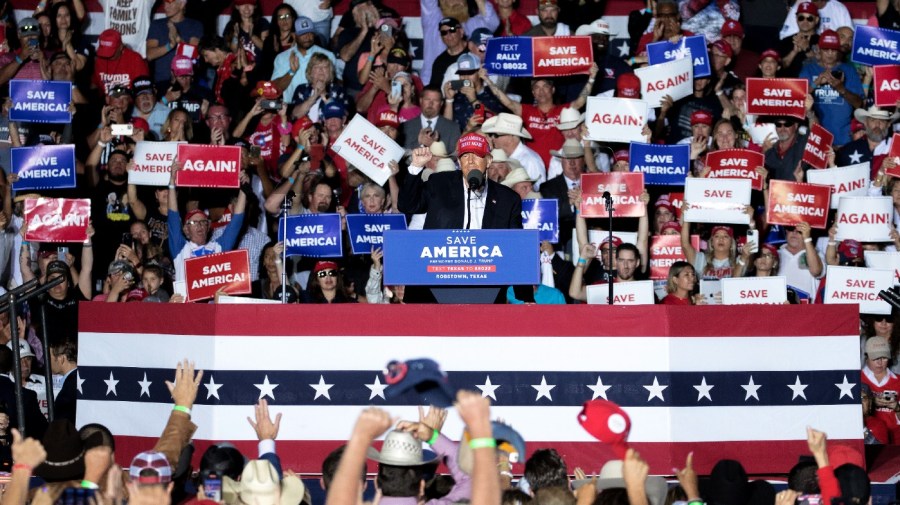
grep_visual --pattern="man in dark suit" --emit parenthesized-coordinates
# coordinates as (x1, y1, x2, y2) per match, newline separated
(399, 86, 461, 151)
(541, 138, 586, 248)
(399, 133, 522, 229)
(48, 340, 78, 425)
(0, 346, 47, 440)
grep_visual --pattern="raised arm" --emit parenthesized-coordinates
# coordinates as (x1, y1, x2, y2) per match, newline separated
(325, 408, 393, 505)
(638, 190, 650, 273)
(455, 391, 500, 505)
(78, 225, 94, 299)
(569, 64, 599, 111)
(680, 206, 697, 266)
(480, 69, 521, 116)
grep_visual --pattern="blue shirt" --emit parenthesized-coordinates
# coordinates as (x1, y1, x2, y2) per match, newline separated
(799, 61, 862, 146)
(271, 45, 336, 106)
(147, 17, 204, 83)
(506, 285, 566, 304)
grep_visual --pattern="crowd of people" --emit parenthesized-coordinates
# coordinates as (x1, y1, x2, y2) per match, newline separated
(0, 0, 893, 501)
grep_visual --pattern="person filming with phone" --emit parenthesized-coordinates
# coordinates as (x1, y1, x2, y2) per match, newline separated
(799, 29, 862, 147)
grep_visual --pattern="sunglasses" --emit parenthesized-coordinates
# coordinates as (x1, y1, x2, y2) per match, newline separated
(775, 121, 794, 128)
(186, 220, 209, 227)
(439, 27, 459, 36)
(18, 25, 37, 33)
(797, 15, 815, 21)
(277, 14, 292, 20)
(316, 269, 337, 278)
(873, 315, 893, 322)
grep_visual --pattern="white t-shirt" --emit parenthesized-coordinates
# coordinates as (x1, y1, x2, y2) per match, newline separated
(101, 0, 154, 57)
(779, 0, 853, 39)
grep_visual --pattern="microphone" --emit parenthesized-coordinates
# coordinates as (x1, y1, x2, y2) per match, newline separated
(467, 169, 485, 191)
(602, 191, 611, 202)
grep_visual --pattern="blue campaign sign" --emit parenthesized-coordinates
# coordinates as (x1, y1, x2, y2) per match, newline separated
(278, 213, 343, 257)
(12, 144, 76, 191)
(522, 199, 559, 243)
(484, 37, 534, 77)
(629, 142, 690, 185)
(646, 35, 710, 78)
(382, 229, 540, 286)
(345, 213, 408, 255)
(9, 80, 72, 123)
(851, 25, 900, 66)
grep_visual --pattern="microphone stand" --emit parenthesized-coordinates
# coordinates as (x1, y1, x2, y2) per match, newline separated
(604, 192, 614, 305)
(280, 191, 294, 303)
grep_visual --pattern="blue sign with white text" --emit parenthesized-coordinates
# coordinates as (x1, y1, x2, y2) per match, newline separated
(12, 144, 76, 191)
(646, 35, 710, 78)
(346, 214, 408, 255)
(484, 37, 534, 77)
(382, 229, 540, 286)
(851, 25, 900, 66)
(9, 80, 72, 123)
(629, 142, 690, 185)
(278, 213, 343, 257)
(522, 199, 559, 243)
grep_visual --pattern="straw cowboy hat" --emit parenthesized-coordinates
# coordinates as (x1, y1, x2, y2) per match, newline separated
(482, 113, 533, 139)
(550, 138, 586, 158)
(556, 107, 585, 130)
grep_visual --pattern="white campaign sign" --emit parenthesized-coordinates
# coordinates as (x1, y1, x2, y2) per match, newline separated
(806, 163, 870, 209)
(834, 196, 893, 242)
(721, 276, 787, 305)
(586, 280, 655, 305)
(570, 229, 638, 265)
(130, 141, 182, 185)
(824, 265, 892, 315)
(585, 97, 649, 143)
(864, 250, 900, 285)
(332, 114, 404, 186)
(747, 122, 776, 145)
(635, 58, 693, 107)
(217, 294, 281, 304)
(683, 178, 751, 224)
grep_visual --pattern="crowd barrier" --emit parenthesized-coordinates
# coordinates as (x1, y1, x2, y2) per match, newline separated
(76, 302, 866, 476)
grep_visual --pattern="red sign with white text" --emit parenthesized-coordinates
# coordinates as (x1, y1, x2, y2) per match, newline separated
(580, 172, 645, 218)
(649, 234, 700, 280)
(532, 36, 593, 77)
(184, 250, 252, 302)
(176, 144, 241, 188)
(874, 65, 900, 107)
(886, 133, 900, 179)
(24, 198, 89, 242)
(705, 149, 765, 191)
(802, 123, 834, 170)
(766, 180, 831, 229)
(746, 78, 808, 119)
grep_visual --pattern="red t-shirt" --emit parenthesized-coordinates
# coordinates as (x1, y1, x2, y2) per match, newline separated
(861, 367, 900, 443)
(495, 9, 532, 36)
(93, 48, 150, 95)
(521, 103, 566, 169)
(662, 293, 691, 305)
(247, 121, 286, 180)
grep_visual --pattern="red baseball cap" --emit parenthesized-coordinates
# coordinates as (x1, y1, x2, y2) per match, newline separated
(761, 243, 779, 256)
(457, 133, 490, 158)
(251, 80, 280, 100)
(313, 261, 339, 273)
(850, 118, 865, 133)
(292, 116, 314, 138)
(375, 108, 399, 128)
(712, 39, 733, 59)
(97, 29, 122, 59)
(720, 20, 744, 38)
(577, 400, 631, 458)
(710, 225, 734, 238)
(616, 73, 641, 99)
(660, 221, 682, 235)
(600, 236, 623, 248)
(818, 29, 841, 50)
(130, 117, 151, 134)
(796, 2, 819, 16)
(184, 209, 208, 223)
(691, 110, 713, 126)
(613, 149, 630, 164)
(758, 49, 781, 64)
(171, 55, 194, 77)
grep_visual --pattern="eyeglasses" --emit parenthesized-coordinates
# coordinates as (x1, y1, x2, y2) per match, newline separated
(316, 269, 337, 278)
(797, 15, 815, 22)
(207, 114, 228, 121)
(186, 220, 209, 227)
(277, 14, 293, 20)
(440, 27, 459, 36)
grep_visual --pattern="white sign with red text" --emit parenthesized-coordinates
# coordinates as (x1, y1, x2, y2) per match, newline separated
(130, 141, 183, 186)
(683, 178, 751, 224)
(824, 265, 892, 315)
(864, 250, 900, 285)
(634, 57, 693, 107)
(834, 196, 894, 242)
(805, 163, 870, 209)
(585, 97, 649, 143)
(586, 280, 655, 305)
(332, 114, 403, 186)
(721, 276, 787, 305)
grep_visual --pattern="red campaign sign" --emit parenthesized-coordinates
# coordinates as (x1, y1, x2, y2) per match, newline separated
(176, 144, 241, 188)
(766, 180, 831, 229)
(532, 36, 593, 77)
(668, 192, 684, 217)
(580, 172, 645, 218)
(705, 149, 766, 191)
(874, 65, 900, 108)
(184, 250, 252, 302)
(746, 78, 808, 119)
(887, 134, 900, 179)
(24, 198, 90, 242)
(649, 234, 700, 280)
(802, 123, 834, 170)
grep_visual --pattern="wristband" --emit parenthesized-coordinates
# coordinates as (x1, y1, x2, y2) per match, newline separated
(469, 437, 496, 450)
(577, 258, 587, 266)
(288, 70, 296, 76)
(168, 184, 176, 189)
(427, 429, 440, 445)
(367, 55, 375, 63)
(288, 177, 296, 185)
(161, 97, 169, 106)
(165, 42, 172, 52)
(715, 90, 724, 96)
(82, 243, 92, 248)
(277, 121, 291, 136)
(97, 140, 107, 148)
(827, 241, 836, 246)
(296, 145, 304, 152)
(803, 237, 813, 243)
(80, 480, 100, 489)
(12, 463, 31, 473)
(736, 258, 746, 266)
(688, 500, 704, 505)
(173, 405, 191, 415)
(21, 241, 29, 247)
(14, 55, 22, 65)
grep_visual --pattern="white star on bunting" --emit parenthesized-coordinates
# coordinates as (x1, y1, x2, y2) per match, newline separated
(643, 376, 668, 401)
(138, 373, 152, 398)
(310, 375, 334, 400)
(205, 375, 223, 400)
(587, 376, 612, 400)
(365, 375, 387, 400)
(835, 375, 855, 400)
(254, 375, 278, 400)
(788, 375, 808, 400)
(476, 375, 500, 401)
(693, 376, 714, 402)
(104, 371, 119, 396)
(742, 375, 761, 401)
(532, 375, 556, 401)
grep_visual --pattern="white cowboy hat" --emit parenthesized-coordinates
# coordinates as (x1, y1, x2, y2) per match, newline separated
(490, 149, 523, 170)
(366, 430, 439, 466)
(430, 140, 450, 158)
(501, 167, 537, 188)
(550, 138, 585, 158)
(575, 18, 616, 36)
(853, 105, 899, 123)
(556, 107, 585, 130)
(482, 113, 533, 140)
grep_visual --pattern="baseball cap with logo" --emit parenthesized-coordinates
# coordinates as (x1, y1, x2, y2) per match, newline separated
(578, 400, 631, 457)
(576, 18, 615, 36)
(7, 339, 35, 359)
(130, 451, 172, 485)
(797, 2, 819, 16)
(616, 73, 641, 98)
(439, 17, 461, 29)
(710, 225, 734, 238)
(613, 149, 630, 164)
(470, 27, 493, 49)
(108, 84, 131, 98)
(387, 47, 410, 66)
(251, 80, 280, 99)
(758, 49, 781, 64)
(712, 39, 733, 59)
(456, 133, 491, 158)
(600, 236, 623, 248)
(720, 20, 744, 38)
(691, 110, 714, 126)
(171, 55, 194, 77)
(818, 29, 841, 50)
(132, 76, 154, 97)
(865, 336, 891, 360)
(322, 101, 346, 119)
(538, 0, 558, 7)
(97, 29, 122, 59)
(375, 108, 399, 128)
(295, 16, 315, 35)
(838, 239, 863, 261)
(456, 53, 480, 74)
